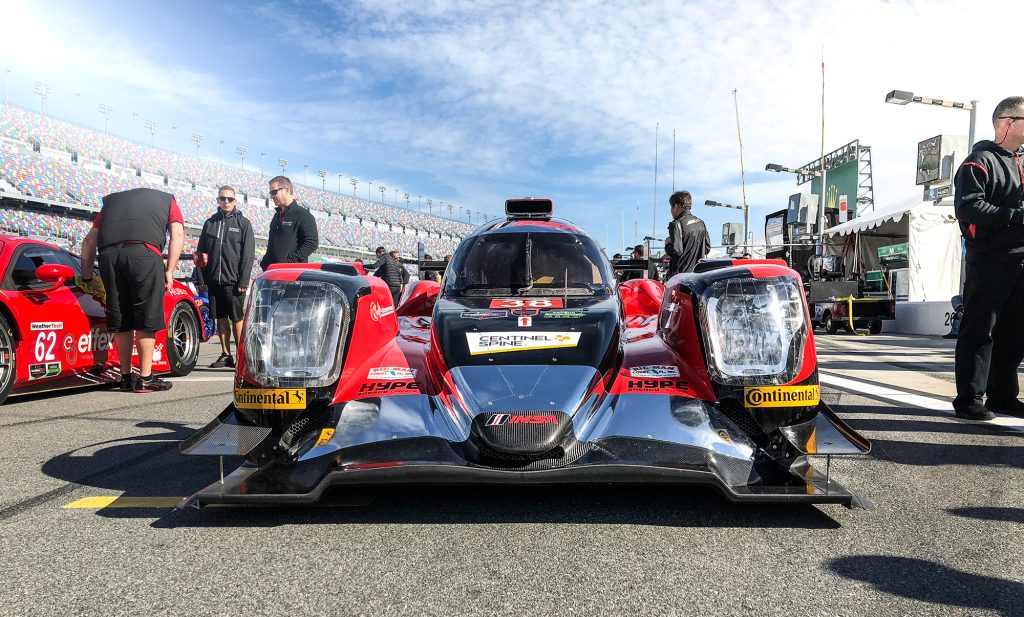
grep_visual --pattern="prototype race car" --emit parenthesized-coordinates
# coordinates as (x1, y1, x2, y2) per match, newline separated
(0, 234, 205, 405)
(182, 199, 871, 508)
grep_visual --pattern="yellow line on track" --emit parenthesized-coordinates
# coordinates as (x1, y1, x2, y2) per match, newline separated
(63, 495, 375, 509)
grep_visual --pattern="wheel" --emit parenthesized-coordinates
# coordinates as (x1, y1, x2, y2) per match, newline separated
(869, 320, 883, 335)
(823, 311, 839, 334)
(0, 314, 15, 405)
(166, 302, 200, 376)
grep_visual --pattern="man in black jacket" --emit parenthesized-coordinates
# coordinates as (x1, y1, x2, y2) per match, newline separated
(664, 191, 710, 276)
(260, 176, 319, 271)
(197, 185, 255, 368)
(952, 96, 1024, 421)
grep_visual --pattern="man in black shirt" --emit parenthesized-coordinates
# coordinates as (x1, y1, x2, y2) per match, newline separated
(260, 176, 319, 271)
(664, 191, 710, 276)
(197, 185, 255, 368)
(952, 96, 1024, 421)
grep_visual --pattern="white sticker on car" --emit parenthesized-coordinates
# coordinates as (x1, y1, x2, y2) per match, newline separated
(368, 367, 416, 380)
(30, 322, 63, 331)
(629, 365, 681, 378)
(466, 332, 581, 355)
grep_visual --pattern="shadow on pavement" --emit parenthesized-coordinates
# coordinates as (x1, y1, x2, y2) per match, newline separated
(829, 555, 1024, 616)
(947, 506, 1024, 525)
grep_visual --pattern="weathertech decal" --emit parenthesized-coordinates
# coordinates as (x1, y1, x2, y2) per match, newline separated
(625, 378, 689, 394)
(234, 388, 307, 410)
(30, 322, 63, 331)
(368, 367, 416, 380)
(744, 385, 820, 408)
(485, 414, 559, 426)
(466, 332, 581, 355)
(489, 298, 564, 309)
(629, 365, 680, 378)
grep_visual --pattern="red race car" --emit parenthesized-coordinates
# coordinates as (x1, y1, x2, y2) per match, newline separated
(0, 234, 206, 404)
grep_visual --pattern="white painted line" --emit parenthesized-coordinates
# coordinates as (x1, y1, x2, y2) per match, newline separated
(169, 376, 235, 382)
(821, 372, 1024, 432)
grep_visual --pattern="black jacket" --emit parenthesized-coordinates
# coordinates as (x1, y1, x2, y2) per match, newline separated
(954, 140, 1024, 263)
(665, 211, 710, 275)
(260, 201, 319, 270)
(377, 256, 409, 289)
(196, 208, 255, 286)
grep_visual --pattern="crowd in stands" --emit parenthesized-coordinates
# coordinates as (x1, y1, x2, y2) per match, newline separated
(0, 105, 475, 257)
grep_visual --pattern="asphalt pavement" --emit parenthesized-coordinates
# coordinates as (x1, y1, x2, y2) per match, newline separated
(0, 336, 1021, 617)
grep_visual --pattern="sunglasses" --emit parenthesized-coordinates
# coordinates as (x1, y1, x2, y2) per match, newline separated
(1000, 116, 1024, 122)
(217, 196, 236, 203)
(269, 187, 287, 196)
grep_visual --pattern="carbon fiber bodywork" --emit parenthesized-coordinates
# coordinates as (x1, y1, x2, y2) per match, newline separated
(181, 218, 872, 510)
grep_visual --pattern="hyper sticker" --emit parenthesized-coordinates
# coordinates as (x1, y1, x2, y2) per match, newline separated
(489, 298, 564, 309)
(466, 332, 581, 355)
(368, 367, 416, 380)
(625, 378, 689, 394)
(358, 381, 419, 395)
(743, 385, 820, 408)
(629, 365, 681, 378)
(30, 322, 63, 331)
(234, 388, 307, 410)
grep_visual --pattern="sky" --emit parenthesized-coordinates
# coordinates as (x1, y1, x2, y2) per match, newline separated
(1, 0, 1020, 254)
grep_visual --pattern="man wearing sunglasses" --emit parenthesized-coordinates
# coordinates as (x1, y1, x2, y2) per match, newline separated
(952, 96, 1024, 421)
(259, 175, 319, 272)
(197, 185, 255, 368)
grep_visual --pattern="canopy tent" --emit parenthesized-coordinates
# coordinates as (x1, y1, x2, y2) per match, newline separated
(823, 194, 961, 302)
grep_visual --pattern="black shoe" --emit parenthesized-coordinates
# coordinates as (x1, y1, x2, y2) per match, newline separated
(133, 374, 173, 393)
(210, 353, 231, 369)
(119, 374, 134, 392)
(985, 399, 1024, 419)
(954, 401, 995, 421)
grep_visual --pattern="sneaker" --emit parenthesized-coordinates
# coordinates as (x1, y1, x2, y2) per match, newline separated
(953, 401, 995, 421)
(210, 353, 231, 369)
(985, 398, 1024, 419)
(119, 374, 134, 392)
(133, 374, 173, 393)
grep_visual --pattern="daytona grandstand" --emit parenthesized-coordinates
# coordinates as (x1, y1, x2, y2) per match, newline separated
(0, 104, 474, 266)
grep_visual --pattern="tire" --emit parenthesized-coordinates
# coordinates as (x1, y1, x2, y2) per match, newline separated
(869, 320, 883, 335)
(823, 311, 839, 335)
(0, 314, 15, 405)
(166, 302, 200, 376)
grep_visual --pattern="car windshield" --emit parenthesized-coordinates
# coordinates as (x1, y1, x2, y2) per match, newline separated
(443, 231, 613, 297)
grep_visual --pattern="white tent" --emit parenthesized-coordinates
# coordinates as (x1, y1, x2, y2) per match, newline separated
(823, 194, 961, 303)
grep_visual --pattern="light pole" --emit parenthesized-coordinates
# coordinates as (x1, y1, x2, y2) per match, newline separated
(765, 162, 824, 239)
(219, 139, 225, 163)
(191, 132, 203, 158)
(318, 170, 327, 203)
(98, 103, 112, 135)
(465, 207, 472, 223)
(394, 188, 398, 207)
(368, 181, 372, 201)
(260, 152, 265, 177)
(426, 198, 433, 215)
(378, 184, 386, 204)
(131, 111, 138, 141)
(33, 81, 51, 118)
(404, 192, 410, 209)
(3, 68, 10, 106)
(447, 203, 453, 219)
(338, 174, 342, 193)
(144, 119, 158, 146)
(73, 92, 80, 124)
(171, 125, 177, 149)
(418, 195, 422, 210)
(237, 146, 247, 171)
(885, 89, 978, 151)
(350, 178, 358, 196)
(303, 163, 308, 185)
(278, 158, 287, 174)
(704, 199, 748, 248)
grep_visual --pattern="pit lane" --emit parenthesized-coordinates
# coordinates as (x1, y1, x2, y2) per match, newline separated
(0, 337, 1021, 617)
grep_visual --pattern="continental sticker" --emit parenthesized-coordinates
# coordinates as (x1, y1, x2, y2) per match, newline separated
(466, 331, 581, 355)
(314, 428, 335, 447)
(234, 388, 307, 410)
(743, 385, 820, 408)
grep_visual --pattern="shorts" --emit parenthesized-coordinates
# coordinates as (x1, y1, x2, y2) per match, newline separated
(208, 283, 246, 322)
(99, 243, 166, 332)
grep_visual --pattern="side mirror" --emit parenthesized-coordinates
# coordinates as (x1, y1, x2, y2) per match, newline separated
(26, 264, 75, 295)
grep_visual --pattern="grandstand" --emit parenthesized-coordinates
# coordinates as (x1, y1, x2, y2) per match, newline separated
(0, 104, 474, 260)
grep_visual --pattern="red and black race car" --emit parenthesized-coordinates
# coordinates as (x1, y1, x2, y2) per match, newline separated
(0, 234, 205, 404)
(182, 199, 871, 509)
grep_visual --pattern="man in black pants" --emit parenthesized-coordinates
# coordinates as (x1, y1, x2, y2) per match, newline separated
(664, 191, 710, 276)
(80, 187, 184, 392)
(953, 96, 1024, 421)
(197, 185, 255, 368)
(260, 176, 319, 271)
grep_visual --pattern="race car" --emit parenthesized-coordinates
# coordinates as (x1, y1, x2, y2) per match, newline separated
(181, 199, 872, 509)
(0, 234, 205, 405)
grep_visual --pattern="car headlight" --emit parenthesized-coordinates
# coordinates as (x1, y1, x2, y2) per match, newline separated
(699, 276, 807, 385)
(244, 278, 350, 388)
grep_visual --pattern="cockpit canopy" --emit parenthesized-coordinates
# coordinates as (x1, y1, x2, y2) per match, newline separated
(442, 228, 614, 297)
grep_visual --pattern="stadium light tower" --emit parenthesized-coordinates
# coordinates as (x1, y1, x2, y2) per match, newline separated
(73, 92, 80, 124)
(350, 178, 358, 196)
(338, 173, 342, 193)
(219, 139, 225, 163)
(447, 203, 453, 219)
(368, 181, 372, 200)
(426, 199, 432, 215)
(278, 158, 287, 173)
(378, 184, 386, 204)
(418, 195, 421, 209)
(260, 152, 265, 177)
(393, 188, 398, 207)
(144, 119, 158, 147)
(191, 132, 203, 159)
(98, 103, 113, 135)
(131, 111, 138, 142)
(3, 68, 10, 106)
(303, 163, 308, 185)
(885, 89, 978, 151)
(466, 207, 472, 223)
(404, 192, 410, 209)
(318, 169, 327, 200)
(171, 125, 177, 149)
(236, 146, 247, 171)
(33, 81, 51, 118)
